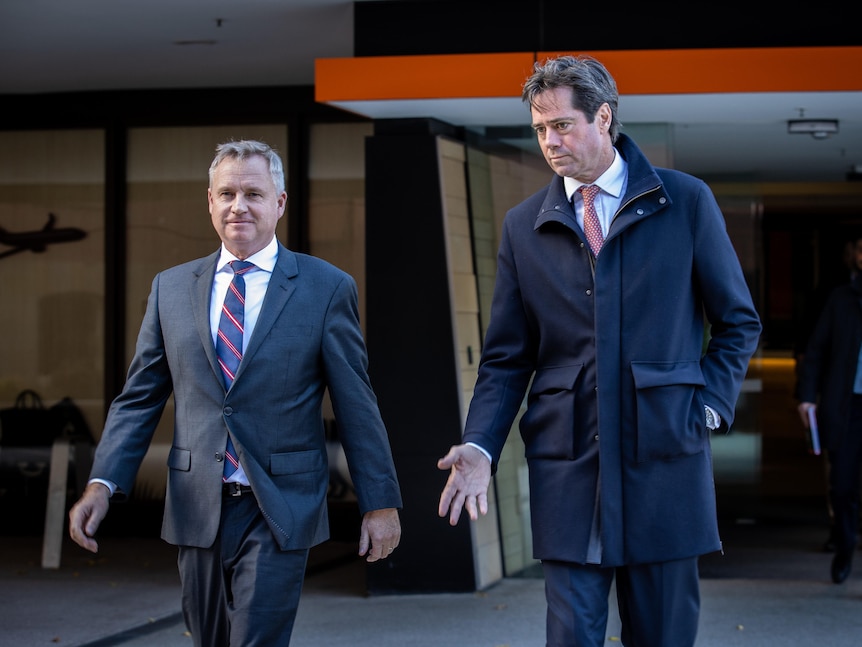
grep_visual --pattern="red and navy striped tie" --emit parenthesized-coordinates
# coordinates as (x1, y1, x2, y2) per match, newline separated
(216, 260, 255, 480)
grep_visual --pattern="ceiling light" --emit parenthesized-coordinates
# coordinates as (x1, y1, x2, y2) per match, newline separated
(787, 119, 839, 139)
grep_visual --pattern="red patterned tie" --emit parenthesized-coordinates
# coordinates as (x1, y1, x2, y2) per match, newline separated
(578, 184, 603, 255)
(216, 260, 255, 480)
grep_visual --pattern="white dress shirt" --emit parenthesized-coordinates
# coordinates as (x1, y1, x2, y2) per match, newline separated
(213, 236, 279, 484)
(564, 148, 627, 237)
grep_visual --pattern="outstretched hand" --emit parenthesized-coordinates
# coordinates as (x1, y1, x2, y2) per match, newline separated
(437, 444, 492, 526)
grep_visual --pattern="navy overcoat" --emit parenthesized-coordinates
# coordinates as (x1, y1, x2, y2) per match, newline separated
(462, 134, 762, 566)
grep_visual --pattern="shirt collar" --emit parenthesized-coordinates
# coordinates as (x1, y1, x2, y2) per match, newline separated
(564, 148, 626, 201)
(217, 236, 278, 273)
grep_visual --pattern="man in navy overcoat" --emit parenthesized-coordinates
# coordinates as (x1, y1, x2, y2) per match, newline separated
(439, 56, 761, 646)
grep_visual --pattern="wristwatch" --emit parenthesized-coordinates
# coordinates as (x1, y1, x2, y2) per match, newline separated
(705, 407, 717, 431)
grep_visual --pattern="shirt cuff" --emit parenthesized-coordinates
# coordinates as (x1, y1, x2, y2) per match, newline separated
(705, 405, 721, 430)
(466, 442, 492, 463)
(89, 478, 117, 497)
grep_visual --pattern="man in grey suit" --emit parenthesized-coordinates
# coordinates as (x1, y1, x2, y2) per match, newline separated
(69, 139, 402, 646)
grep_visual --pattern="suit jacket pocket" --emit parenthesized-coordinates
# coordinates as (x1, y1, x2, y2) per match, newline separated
(167, 446, 191, 471)
(631, 360, 706, 463)
(270, 449, 327, 497)
(270, 449, 325, 475)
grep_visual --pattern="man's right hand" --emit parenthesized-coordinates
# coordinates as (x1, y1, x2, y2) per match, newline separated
(797, 402, 816, 429)
(437, 444, 492, 526)
(68, 482, 111, 553)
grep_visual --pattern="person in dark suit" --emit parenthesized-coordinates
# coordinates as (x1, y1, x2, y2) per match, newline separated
(795, 236, 860, 553)
(69, 139, 402, 646)
(797, 233, 862, 584)
(437, 56, 761, 647)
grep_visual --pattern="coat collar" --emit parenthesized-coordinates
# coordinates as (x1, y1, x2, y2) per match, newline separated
(534, 134, 666, 235)
(615, 133, 664, 202)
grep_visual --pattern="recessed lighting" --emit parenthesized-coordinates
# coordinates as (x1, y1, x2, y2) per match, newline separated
(173, 39, 217, 46)
(787, 119, 839, 139)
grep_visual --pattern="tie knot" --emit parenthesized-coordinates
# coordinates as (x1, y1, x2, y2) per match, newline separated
(230, 260, 255, 276)
(578, 184, 600, 203)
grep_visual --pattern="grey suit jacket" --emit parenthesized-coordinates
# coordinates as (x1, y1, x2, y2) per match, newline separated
(90, 242, 402, 550)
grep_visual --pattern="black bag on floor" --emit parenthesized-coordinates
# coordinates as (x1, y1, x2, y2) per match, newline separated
(0, 390, 64, 447)
(50, 396, 95, 444)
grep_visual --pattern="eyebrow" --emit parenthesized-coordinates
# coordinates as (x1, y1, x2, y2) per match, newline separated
(531, 116, 571, 130)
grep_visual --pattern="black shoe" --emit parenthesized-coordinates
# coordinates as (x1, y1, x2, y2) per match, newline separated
(831, 551, 853, 584)
(823, 526, 838, 552)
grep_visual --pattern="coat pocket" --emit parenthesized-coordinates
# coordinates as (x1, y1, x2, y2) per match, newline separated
(520, 364, 584, 459)
(631, 360, 706, 463)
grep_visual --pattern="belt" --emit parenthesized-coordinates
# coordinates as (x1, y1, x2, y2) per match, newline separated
(222, 482, 254, 498)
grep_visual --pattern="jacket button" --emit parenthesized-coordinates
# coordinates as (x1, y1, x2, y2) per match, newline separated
(215, 452, 224, 462)
(636, 208, 644, 215)
(594, 434, 599, 441)
(224, 406, 233, 416)
(659, 197, 667, 204)
(586, 289, 592, 296)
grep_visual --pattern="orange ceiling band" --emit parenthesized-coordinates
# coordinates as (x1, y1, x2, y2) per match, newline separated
(315, 52, 536, 102)
(316, 46, 862, 102)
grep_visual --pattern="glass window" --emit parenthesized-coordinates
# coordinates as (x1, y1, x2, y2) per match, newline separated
(0, 129, 105, 435)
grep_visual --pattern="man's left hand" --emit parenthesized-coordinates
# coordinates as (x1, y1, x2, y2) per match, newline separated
(358, 507, 401, 562)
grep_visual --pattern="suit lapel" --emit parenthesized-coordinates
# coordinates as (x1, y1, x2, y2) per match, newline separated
(234, 243, 298, 380)
(191, 251, 222, 387)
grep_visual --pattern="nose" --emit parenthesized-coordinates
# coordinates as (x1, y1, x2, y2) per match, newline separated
(231, 194, 247, 213)
(540, 130, 559, 149)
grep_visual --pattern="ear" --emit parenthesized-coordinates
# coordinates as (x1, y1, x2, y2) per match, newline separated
(596, 103, 612, 133)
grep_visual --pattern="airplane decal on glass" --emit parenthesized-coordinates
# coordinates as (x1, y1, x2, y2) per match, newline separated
(0, 213, 87, 260)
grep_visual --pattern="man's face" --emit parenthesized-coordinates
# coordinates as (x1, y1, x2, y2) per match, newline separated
(530, 86, 614, 184)
(208, 155, 286, 259)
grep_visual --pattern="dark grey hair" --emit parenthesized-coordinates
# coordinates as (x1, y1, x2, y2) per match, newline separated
(522, 55, 622, 142)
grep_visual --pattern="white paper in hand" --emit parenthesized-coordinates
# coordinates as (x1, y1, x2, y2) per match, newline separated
(807, 407, 821, 456)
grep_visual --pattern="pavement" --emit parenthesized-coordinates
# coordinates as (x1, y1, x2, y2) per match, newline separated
(2, 497, 862, 647)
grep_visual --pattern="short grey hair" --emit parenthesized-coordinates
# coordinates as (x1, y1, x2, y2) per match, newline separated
(209, 139, 286, 196)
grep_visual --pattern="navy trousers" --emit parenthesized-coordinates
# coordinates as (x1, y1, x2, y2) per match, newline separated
(542, 556, 700, 647)
(178, 492, 309, 646)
